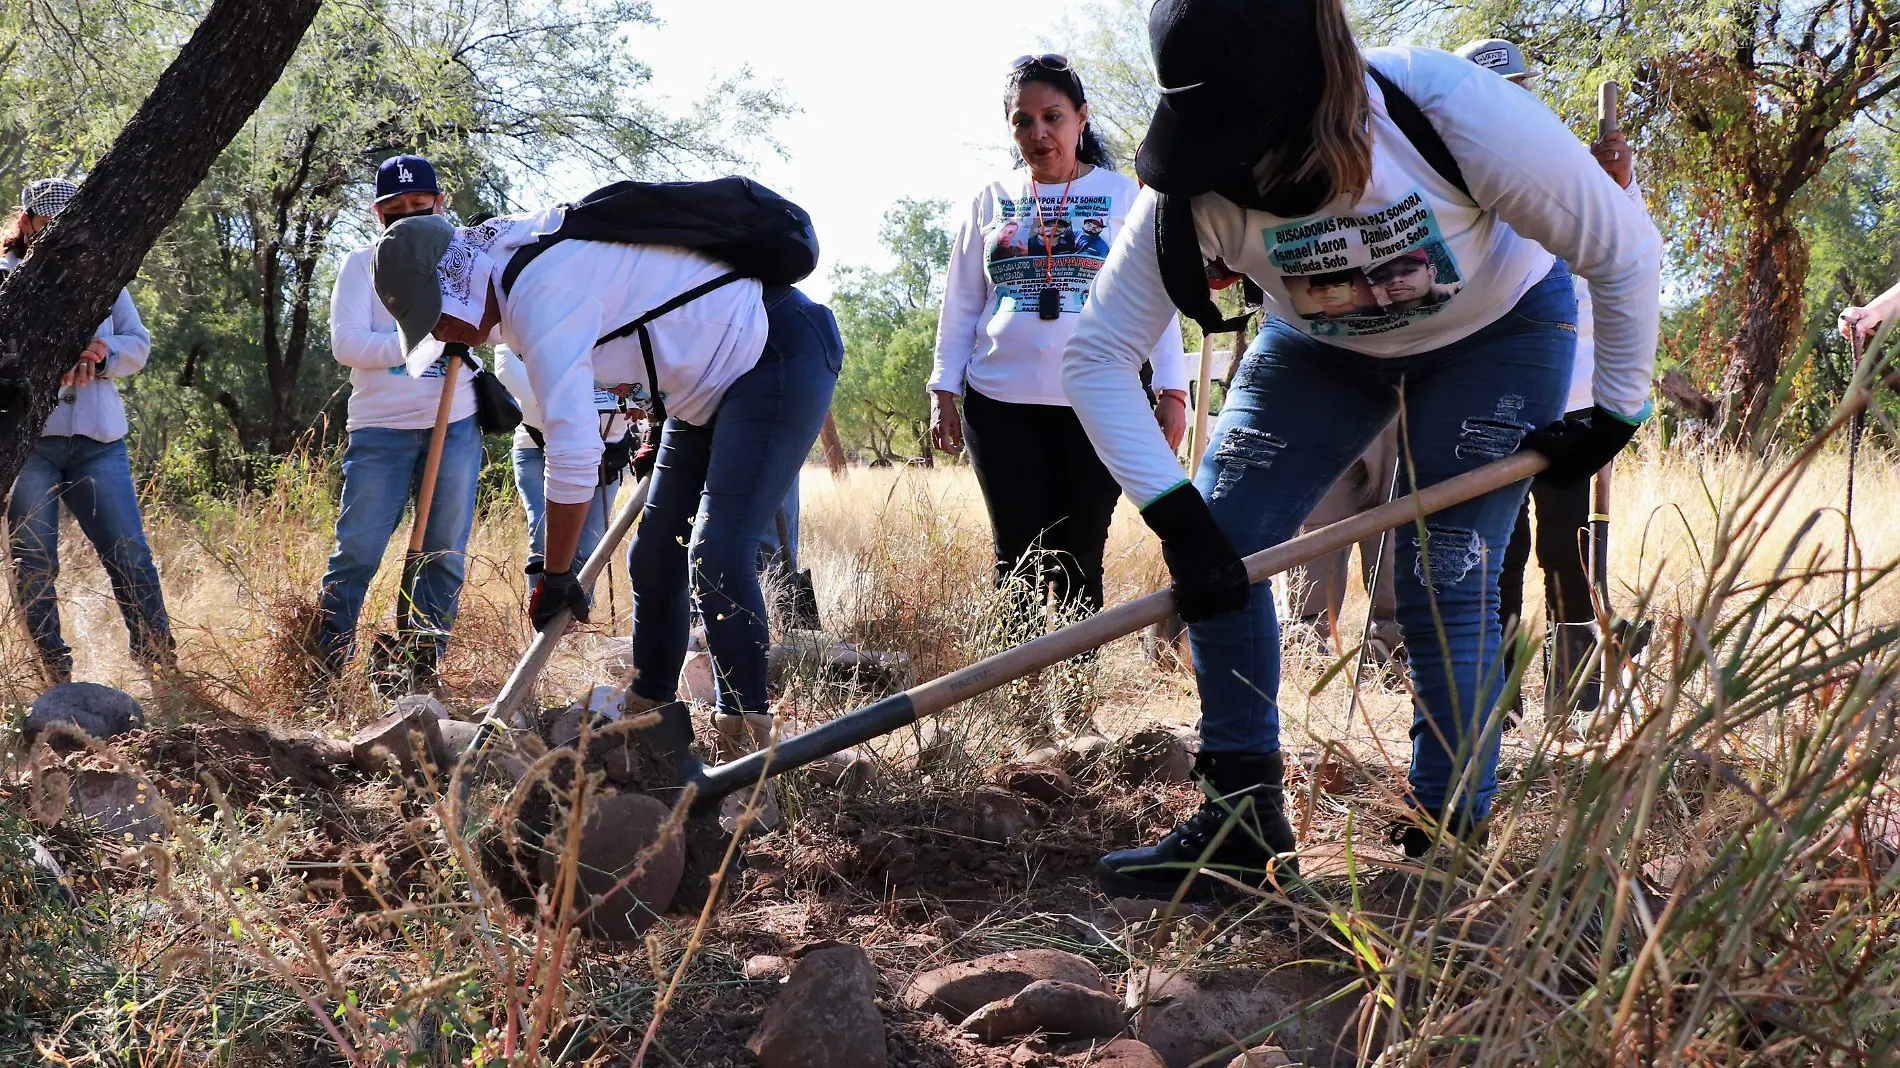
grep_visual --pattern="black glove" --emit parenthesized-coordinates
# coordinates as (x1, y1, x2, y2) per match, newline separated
(1141, 483, 1251, 622)
(529, 568, 589, 630)
(631, 419, 662, 480)
(1518, 405, 1641, 488)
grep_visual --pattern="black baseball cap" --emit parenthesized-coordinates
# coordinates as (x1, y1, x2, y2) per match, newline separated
(1137, 0, 1327, 196)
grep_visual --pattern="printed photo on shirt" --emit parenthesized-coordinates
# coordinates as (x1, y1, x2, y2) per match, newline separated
(985, 192, 1114, 316)
(1262, 187, 1465, 337)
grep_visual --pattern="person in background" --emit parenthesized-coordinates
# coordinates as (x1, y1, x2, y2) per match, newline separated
(1455, 37, 1651, 724)
(930, 54, 1190, 649)
(2, 178, 178, 687)
(1281, 422, 1401, 665)
(1063, 0, 1660, 898)
(316, 154, 481, 693)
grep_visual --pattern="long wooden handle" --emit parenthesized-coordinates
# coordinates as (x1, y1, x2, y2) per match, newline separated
(490, 473, 652, 729)
(1187, 335, 1217, 473)
(695, 450, 1548, 800)
(1598, 80, 1621, 139)
(407, 350, 466, 555)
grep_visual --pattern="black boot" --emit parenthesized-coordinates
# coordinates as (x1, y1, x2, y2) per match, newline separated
(1097, 751, 1299, 900)
(1387, 807, 1489, 859)
(1551, 623, 1601, 714)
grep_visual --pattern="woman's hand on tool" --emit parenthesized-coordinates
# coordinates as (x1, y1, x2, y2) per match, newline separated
(530, 568, 589, 630)
(1139, 483, 1250, 622)
(1518, 405, 1642, 487)
(929, 391, 964, 455)
(1155, 389, 1189, 450)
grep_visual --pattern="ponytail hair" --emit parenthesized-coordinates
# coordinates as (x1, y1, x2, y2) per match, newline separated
(1, 210, 29, 259)
(1004, 63, 1114, 169)
(1286, 0, 1372, 202)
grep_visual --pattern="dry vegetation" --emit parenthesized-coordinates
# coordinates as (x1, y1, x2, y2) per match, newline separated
(4, 422, 1900, 1065)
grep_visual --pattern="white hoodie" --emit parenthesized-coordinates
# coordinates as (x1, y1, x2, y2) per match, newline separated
(0, 254, 149, 442)
(1061, 46, 1663, 506)
(331, 244, 476, 432)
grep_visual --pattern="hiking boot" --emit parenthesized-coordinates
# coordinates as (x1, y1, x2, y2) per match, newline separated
(712, 711, 783, 832)
(1097, 751, 1299, 900)
(1387, 807, 1489, 860)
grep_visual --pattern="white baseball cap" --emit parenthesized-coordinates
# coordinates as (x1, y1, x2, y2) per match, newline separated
(1455, 38, 1530, 82)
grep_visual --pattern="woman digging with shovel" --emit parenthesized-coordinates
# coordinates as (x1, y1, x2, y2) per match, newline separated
(371, 188, 841, 830)
(1062, 0, 1661, 899)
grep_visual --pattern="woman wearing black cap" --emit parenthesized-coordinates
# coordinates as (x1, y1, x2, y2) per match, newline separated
(929, 55, 1189, 658)
(1062, 0, 1661, 898)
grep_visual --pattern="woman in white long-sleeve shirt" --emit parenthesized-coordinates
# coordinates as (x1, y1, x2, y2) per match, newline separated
(2, 179, 175, 684)
(928, 55, 1188, 640)
(1063, 0, 1661, 900)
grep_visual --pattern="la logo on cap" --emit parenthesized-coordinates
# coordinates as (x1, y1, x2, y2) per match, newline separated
(397, 162, 415, 184)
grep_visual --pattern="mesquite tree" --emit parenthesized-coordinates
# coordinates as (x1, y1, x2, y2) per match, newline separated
(0, 0, 322, 490)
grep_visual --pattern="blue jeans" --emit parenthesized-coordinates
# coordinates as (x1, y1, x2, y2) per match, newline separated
(629, 285, 842, 717)
(1190, 265, 1576, 822)
(8, 436, 173, 672)
(514, 444, 619, 598)
(317, 416, 483, 661)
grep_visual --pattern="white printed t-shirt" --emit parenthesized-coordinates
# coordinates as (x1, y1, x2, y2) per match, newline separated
(1061, 45, 1663, 506)
(929, 166, 1188, 405)
(331, 244, 477, 432)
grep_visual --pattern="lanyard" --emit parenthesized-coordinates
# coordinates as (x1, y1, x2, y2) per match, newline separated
(1029, 168, 1078, 284)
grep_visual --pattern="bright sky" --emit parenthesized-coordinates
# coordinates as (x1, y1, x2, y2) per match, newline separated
(631, 0, 1107, 301)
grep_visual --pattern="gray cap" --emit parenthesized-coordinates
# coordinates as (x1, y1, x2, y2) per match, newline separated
(371, 214, 455, 356)
(1455, 38, 1529, 81)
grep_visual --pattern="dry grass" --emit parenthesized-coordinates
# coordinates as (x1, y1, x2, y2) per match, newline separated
(3, 414, 1900, 1065)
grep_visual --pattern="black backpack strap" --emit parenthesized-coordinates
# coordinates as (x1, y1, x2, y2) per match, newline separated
(1155, 192, 1254, 335)
(596, 270, 746, 422)
(1367, 67, 1472, 203)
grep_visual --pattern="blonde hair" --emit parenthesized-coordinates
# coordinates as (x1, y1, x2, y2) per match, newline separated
(1276, 0, 1373, 203)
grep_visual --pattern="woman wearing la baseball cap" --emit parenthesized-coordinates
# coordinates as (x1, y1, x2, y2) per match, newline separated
(1063, 0, 1661, 898)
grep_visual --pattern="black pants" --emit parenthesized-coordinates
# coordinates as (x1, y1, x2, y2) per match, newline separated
(1498, 471, 1595, 636)
(961, 388, 1122, 625)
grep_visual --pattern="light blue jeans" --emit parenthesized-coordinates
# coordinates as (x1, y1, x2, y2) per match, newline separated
(317, 416, 483, 662)
(514, 443, 619, 599)
(8, 435, 173, 673)
(1189, 264, 1577, 822)
(629, 285, 841, 717)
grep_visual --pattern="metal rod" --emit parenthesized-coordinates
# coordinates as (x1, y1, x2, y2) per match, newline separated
(693, 450, 1547, 803)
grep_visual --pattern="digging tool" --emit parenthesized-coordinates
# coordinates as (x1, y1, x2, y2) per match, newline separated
(772, 508, 822, 631)
(1187, 334, 1217, 474)
(633, 449, 1549, 814)
(369, 344, 467, 696)
(1588, 79, 1622, 614)
(1844, 329, 1865, 603)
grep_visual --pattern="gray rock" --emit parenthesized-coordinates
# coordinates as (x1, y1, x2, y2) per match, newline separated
(744, 954, 792, 980)
(749, 943, 886, 1068)
(435, 719, 484, 762)
(959, 979, 1126, 1042)
(1128, 967, 1361, 1068)
(905, 949, 1109, 1020)
(970, 789, 1039, 843)
(999, 762, 1075, 803)
(1115, 726, 1198, 786)
(1227, 1046, 1297, 1068)
(351, 702, 446, 778)
(24, 683, 144, 745)
(23, 837, 75, 905)
(70, 769, 170, 844)
(1092, 1040, 1170, 1068)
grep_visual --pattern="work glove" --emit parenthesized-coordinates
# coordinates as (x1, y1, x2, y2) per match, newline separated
(1141, 483, 1251, 622)
(599, 430, 636, 487)
(630, 419, 662, 480)
(529, 567, 589, 631)
(1518, 404, 1642, 488)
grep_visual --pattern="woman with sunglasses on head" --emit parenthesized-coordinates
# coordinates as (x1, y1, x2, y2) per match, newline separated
(929, 54, 1189, 664)
(1062, 0, 1660, 899)
(2, 179, 179, 687)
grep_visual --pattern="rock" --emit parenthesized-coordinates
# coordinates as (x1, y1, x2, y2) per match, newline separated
(1298, 750, 1357, 795)
(1115, 726, 1197, 786)
(538, 791, 684, 940)
(1127, 967, 1361, 1068)
(541, 685, 631, 749)
(806, 748, 879, 795)
(24, 837, 76, 905)
(351, 702, 445, 779)
(70, 769, 170, 843)
(904, 949, 1109, 1020)
(1227, 1047, 1296, 1068)
(910, 719, 967, 774)
(1091, 1039, 1170, 1067)
(748, 943, 886, 1068)
(999, 763, 1074, 803)
(1010, 1038, 1054, 1066)
(960, 979, 1126, 1042)
(435, 719, 485, 763)
(970, 788, 1039, 843)
(1056, 734, 1112, 777)
(1022, 746, 1063, 766)
(744, 954, 792, 980)
(594, 636, 636, 680)
(680, 650, 718, 707)
(24, 683, 143, 746)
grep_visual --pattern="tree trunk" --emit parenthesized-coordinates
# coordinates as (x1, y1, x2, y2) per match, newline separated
(0, 0, 323, 493)
(1719, 214, 1807, 444)
(819, 413, 847, 477)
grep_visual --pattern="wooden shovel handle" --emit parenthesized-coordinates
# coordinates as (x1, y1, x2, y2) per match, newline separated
(407, 350, 466, 555)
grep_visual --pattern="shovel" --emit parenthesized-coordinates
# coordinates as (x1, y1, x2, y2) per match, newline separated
(369, 344, 467, 697)
(771, 507, 822, 632)
(635, 450, 1550, 812)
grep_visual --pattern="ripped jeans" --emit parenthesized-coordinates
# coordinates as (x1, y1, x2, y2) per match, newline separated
(1190, 264, 1575, 822)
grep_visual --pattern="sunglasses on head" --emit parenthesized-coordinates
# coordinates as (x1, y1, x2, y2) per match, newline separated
(1011, 53, 1071, 72)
